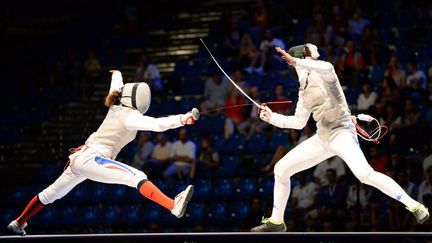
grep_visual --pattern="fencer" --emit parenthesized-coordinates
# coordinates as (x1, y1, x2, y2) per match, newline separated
(251, 44, 429, 232)
(8, 70, 199, 235)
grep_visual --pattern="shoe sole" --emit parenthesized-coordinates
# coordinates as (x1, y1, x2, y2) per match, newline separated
(417, 213, 430, 224)
(176, 185, 194, 218)
(7, 224, 25, 236)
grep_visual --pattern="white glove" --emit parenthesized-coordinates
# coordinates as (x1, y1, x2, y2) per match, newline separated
(181, 108, 200, 125)
(259, 103, 273, 123)
(109, 70, 124, 93)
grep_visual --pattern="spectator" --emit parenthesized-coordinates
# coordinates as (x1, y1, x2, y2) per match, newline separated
(247, 86, 269, 138)
(306, 169, 347, 222)
(418, 165, 432, 204)
(192, 136, 220, 177)
(375, 76, 401, 112)
(384, 56, 406, 88)
(200, 72, 230, 114)
(406, 61, 427, 91)
(346, 183, 373, 210)
(388, 170, 417, 230)
(329, 4, 347, 40)
(133, 55, 163, 91)
(146, 133, 172, 177)
(368, 146, 389, 173)
(224, 90, 248, 139)
(291, 172, 320, 219)
(313, 156, 346, 187)
(260, 129, 301, 173)
(81, 50, 102, 97)
(228, 70, 250, 94)
(348, 8, 370, 44)
(131, 132, 154, 169)
(83, 50, 102, 78)
(337, 40, 365, 84)
(356, 82, 377, 112)
(401, 98, 421, 127)
(163, 128, 196, 182)
(269, 84, 291, 115)
(237, 34, 258, 70)
(359, 25, 380, 66)
(423, 140, 432, 176)
(385, 152, 407, 178)
(379, 102, 402, 131)
(305, 12, 326, 46)
(322, 44, 339, 67)
(245, 29, 285, 74)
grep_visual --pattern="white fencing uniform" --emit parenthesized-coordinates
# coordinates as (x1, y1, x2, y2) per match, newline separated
(264, 57, 420, 222)
(38, 73, 187, 205)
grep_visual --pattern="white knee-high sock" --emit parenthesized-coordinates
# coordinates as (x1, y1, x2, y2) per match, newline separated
(270, 174, 291, 223)
(365, 171, 419, 209)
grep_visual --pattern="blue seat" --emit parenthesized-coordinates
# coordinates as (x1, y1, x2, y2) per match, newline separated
(0, 208, 17, 226)
(229, 201, 251, 221)
(101, 205, 121, 225)
(216, 156, 241, 176)
(212, 134, 225, 153)
(193, 179, 212, 199)
(269, 131, 289, 150)
(82, 205, 101, 224)
(9, 186, 29, 203)
(143, 203, 162, 223)
(34, 206, 58, 226)
(92, 183, 109, 201)
(208, 116, 225, 135)
(110, 185, 127, 201)
(184, 202, 206, 223)
(368, 65, 386, 84)
(122, 204, 142, 224)
(246, 132, 267, 153)
(225, 134, 246, 154)
(257, 176, 274, 197)
(213, 178, 234, 198)
(207, 202, 228, 222)
(67, 183, 90, 203)
(234, 178, 257, 198)
(59, 206, 79, 226)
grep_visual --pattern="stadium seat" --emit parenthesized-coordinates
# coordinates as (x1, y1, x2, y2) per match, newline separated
(122, 204, 142, 224)
(211, 134, 226, 153)
(213, 178, 234, 198)
(257, 176, 274, 197)
(225, 134, 246, 154)
(246, 132, 267, 153)
(82, 205, 101, 225)
(269, 131, 289, 150)
(234, 178, 257, 198)
(184, 202, 206, 223)
(101, 204, 121, 225)
(229, 201, 251, 222)
(193, 179, 212, 199)
(207, 201, 228, 222)
(216, 156, 241, 176)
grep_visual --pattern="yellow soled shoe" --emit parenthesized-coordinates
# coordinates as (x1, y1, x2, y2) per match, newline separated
(251, 217, 287, 232)
(408, 204, 430, 224)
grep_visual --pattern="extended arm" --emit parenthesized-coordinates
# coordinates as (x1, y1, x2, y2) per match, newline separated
(260, 96, 311, 130)
(109, 70, 124, 93)
(125, 108, 200, 132)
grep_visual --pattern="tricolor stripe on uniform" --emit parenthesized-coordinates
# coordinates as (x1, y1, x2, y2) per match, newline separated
(94, 156, 135, 175)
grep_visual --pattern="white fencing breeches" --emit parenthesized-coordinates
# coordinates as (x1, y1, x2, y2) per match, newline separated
(38, 147, 147, 205)
(270, 129, 418, 222)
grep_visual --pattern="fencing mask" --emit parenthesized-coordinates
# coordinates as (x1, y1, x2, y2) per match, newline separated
(120, 82, 151, 114)
(286, 43, 320, 81)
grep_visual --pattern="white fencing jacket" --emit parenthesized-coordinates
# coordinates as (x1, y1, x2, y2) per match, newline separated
(269, 58, 352, 141)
